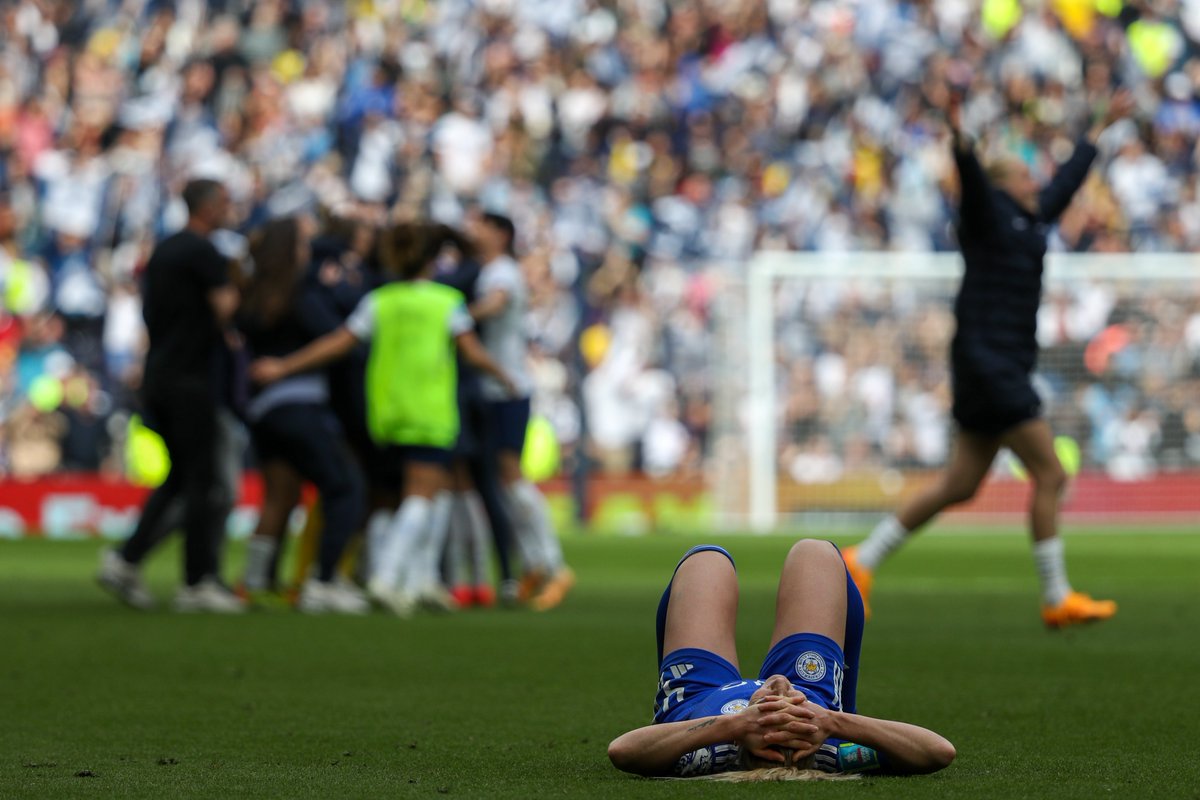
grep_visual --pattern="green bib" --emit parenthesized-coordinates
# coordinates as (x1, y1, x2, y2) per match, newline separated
(365, 281, 464, 448)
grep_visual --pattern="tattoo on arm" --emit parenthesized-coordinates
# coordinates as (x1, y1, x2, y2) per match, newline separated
(686, 719, 718, 733)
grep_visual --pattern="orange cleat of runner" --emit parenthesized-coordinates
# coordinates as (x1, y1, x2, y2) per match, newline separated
(1042, 591, 1117, 629)
(530, 567, 576, 612)
(841, 546, 873, 620)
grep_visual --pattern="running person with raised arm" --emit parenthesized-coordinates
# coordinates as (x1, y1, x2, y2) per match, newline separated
(609, 540, 955, 780)
(845, 89, 1135, 629)
(470, 212, 573, 610)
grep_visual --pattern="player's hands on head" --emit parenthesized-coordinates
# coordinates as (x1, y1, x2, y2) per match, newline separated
(735, 695, 822, 764)
(761, 695, 838, 758)
(249, 357, 287, 385)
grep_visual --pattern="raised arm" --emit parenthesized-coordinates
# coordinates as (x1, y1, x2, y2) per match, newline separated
(946, 96, 992, 232)
(1039, 89, 1134, 223)
(1035, 142, 1098, 224)
(608, 700, 820, 777)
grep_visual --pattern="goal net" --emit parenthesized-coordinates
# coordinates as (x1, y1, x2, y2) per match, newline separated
(710, 252, 1200, 531)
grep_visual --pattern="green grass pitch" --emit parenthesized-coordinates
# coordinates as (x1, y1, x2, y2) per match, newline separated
(1, 530, 1197, 799)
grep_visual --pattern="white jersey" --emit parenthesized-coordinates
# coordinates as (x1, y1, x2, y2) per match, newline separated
(477, 255, 532, 400)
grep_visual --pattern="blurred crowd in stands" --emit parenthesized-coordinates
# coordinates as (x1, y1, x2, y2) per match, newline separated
(2, 0, 1200, 483)
(771, 275, 1200, 485)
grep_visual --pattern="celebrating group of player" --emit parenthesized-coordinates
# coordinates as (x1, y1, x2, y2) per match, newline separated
(97, 186, 573, 616)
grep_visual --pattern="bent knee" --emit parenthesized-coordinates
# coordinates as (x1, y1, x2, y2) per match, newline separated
(678, 547, 735, 571)
(1034, 466, 1069, 494)
(787, 538, 842, 566)
(672, 548, 738, 595)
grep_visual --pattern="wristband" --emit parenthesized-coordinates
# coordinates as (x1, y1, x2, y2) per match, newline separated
(836, 742, 883, 773)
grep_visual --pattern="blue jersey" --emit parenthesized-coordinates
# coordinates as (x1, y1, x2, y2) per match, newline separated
(651, 545, 879, 778)
(655, 647, 884, 778)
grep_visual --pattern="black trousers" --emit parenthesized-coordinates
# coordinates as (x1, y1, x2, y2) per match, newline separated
(459, 390, 515, 582)
(251, 403, 364, 582)
(122, 379, 224, 586)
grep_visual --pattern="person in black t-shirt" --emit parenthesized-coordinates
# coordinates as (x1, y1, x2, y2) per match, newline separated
(846, 90, 1134, 630)
(98, 179, 246, 613)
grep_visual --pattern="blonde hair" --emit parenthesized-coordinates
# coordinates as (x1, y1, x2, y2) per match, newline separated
(674, 748, 860, 783)
(984, 155, 1024, 184)
(690, 767, 859, 783)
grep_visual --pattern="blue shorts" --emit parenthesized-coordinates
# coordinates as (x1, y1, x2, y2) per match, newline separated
(485, 397, 531, 455)
(382, 445, 453, 472)
(651, 544, 864, 724)
(654, 634, 847, 724)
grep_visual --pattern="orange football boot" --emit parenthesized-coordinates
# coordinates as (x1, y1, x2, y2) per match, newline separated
(1042, 591, 1117, 629)
(841, 546, 873, 620)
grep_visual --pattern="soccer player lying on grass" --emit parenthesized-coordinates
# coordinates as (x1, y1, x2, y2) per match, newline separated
(609, 540, 955, 781)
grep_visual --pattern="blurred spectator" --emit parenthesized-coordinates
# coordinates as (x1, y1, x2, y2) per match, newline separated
(1, 0, 1200, 483)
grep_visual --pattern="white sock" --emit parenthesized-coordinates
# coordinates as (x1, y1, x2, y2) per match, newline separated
(508, 480, 563, 572)
(1032, 537, 1072, 606)
(856, 515, 909, 571)
(445, 496, 470, 588)
(364, 510, 391, 580)
(243, 534, 278, 591)
(463, 491, 492, 586)
(374, 496, 430, 589)
(503, 485, 540, 572)
(411, 492, 452, 593)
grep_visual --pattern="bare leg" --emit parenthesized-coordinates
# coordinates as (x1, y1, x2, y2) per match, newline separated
(769, 540, 847, 650)
(661, 550, 740, 670)
(1001, 418, 1084, 613)
(406, 461, 450, 499)
(371, 462, 449, 593)
(1002, 418, 1067, 543)
(854, 428, 1003, 585)
(243, 461, 302, 591)
(896, 428, 1002, 531)
(254, 460, 304, 541)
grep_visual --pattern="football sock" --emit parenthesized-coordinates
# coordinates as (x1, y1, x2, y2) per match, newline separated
(445, 496, 470, 587)
(412, 492, 453, 592)
(504, 483, 542, 572)
(374, 496, 430, 589)
(1032, 537, 1072, 607)
(463, 490, 492, 586)
(857, 515, 909, 571)
(243, 534, 278, 591)
(506, 480, 562, 572)
(364, 509, 391, 581)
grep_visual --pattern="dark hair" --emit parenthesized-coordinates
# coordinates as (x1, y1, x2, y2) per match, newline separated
(242, 217, 303, 328)
(481, 212, 515, 255)
(182, 179, 225, 216)
(378, 222, 474, 281)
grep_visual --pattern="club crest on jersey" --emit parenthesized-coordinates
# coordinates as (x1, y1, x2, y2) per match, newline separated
(795, 651, 827, 682)
(721, 699, 749, 715)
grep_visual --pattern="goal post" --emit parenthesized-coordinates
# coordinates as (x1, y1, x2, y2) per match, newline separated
(712, 251, 1200, 532)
